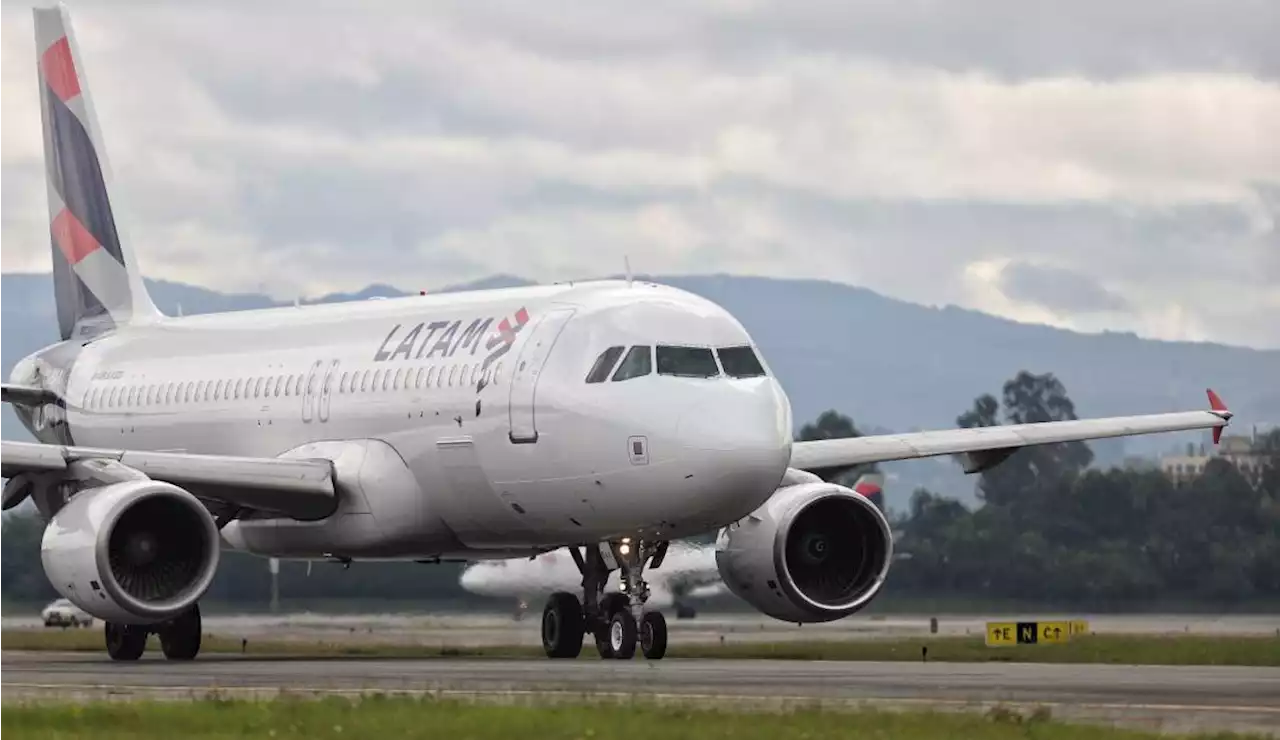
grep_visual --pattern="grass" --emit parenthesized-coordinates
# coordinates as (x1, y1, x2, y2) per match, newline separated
(1, 695, 1270, 740)
(5, 628, 1278, 666)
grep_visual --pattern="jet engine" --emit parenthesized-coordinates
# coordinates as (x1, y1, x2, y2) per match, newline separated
(714, 480, 892, 623)
(41, 480, 220, 624)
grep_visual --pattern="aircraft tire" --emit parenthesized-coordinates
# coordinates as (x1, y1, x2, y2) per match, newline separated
(541, 592, 585, 659)
(640, 611, 668, 660)
(159, 604, 202, 661)
(104, 622, 147, 661)
(607, 609, 638, 660)
(593, 592, 629, 659)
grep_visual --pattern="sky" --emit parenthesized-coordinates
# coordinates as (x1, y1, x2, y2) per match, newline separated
(2, 0, 1277, 348)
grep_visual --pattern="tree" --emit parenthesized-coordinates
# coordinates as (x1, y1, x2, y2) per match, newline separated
(956, 371, 1092, 507)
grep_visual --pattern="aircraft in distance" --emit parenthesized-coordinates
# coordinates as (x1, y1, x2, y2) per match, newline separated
(2, 4, 1234, 663)
(460, 474, 899, 621)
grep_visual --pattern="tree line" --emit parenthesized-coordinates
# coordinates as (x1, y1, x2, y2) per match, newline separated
(4, 370, 1276, 610)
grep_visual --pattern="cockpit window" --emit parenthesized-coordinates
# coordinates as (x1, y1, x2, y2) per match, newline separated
(716, 346, 767, 378)
(585, 346, 625, 384)
(656, 346, 720, 378)
(611, 345, 652, 381)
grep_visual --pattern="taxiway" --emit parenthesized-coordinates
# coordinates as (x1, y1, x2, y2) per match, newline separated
(3, 651, 1278, 736)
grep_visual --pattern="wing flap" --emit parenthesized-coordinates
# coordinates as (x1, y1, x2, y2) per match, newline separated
(0, 440, 336, 520)
(791, 402, 1230, 477)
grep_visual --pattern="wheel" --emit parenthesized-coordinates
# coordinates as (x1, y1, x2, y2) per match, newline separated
(159, 605, 202, 661)
(593, 592, 629, 659)
(607, 609, 638, 660)
(641, 611, 668, 660)
(541, 592, 584, 659)
(104, 622, 147, 661)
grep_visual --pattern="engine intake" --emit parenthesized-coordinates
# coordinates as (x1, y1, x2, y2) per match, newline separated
(41, 480, 220, 624)
(716, 481, 892, 623)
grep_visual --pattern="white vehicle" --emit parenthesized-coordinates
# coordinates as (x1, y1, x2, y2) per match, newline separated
(2, 4, 1234, 664)
(41, 597, 93, 628)
(460, 474, 897, 620)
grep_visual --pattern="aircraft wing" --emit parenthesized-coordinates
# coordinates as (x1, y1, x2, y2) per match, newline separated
(791, 390, 1232, 477)
(1, 440, 336, 520)
(1, 383, 62, 407)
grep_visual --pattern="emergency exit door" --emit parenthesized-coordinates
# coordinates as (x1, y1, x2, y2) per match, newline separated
(507, 308, 575, 443)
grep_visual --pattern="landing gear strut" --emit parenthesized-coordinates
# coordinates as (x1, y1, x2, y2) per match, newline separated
(103, 604, 203, 661)
(539, 540, 669, 661)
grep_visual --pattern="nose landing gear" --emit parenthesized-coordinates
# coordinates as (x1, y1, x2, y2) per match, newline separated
(538, 539, 670, 661)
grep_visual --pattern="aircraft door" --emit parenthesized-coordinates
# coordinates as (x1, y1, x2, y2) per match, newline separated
(301, 359, 322, 423)
(318, 359, 339, 422)
(507, 308, 576, 443)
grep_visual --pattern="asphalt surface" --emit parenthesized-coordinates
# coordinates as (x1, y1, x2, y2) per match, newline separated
(4, 651, 1279, 736)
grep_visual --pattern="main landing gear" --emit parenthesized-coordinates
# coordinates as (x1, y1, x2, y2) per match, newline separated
(541, 539, 669, 661)
(104, 603, 203, 661)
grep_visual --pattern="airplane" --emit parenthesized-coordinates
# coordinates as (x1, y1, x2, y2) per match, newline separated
(460, 474, 897, 621)
(1, 3, 1234, 664)
(461, 541, 726, 621)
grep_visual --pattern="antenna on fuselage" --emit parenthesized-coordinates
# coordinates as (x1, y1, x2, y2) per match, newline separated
(624, 255, 633, 287)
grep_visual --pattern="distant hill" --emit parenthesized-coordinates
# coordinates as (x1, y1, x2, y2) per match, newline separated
(5, 271, 1277, 509)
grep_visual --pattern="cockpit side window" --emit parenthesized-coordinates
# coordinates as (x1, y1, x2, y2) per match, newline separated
(656, 346, 720, 378)
(716, 346, 767, 378)
(585, 346, 625, 383)
(611, 345, 652, 381)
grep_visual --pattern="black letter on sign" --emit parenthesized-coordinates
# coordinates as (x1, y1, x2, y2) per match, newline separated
(390, 323, 423, 361)
(427, 321, 460, 358)
(414, 321, 450, 359)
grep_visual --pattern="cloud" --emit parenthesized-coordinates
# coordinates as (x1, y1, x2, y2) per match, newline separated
(1, 0, 1276, 348)
(997, 261, 1131, 314)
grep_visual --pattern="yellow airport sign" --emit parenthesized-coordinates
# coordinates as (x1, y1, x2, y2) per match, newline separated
(985, 621, 1073, 646)
(1069, 619, 1090, 636)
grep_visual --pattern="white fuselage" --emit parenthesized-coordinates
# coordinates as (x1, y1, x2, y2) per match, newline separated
(31, 280, 794, 561)
(459, 543, 724, 608)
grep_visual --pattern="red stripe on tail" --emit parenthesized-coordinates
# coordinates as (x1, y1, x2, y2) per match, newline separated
(41, 37, 81, 102)
(52, 208, 102, 264)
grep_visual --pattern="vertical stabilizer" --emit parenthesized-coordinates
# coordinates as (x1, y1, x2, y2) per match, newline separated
(34, 3, 160, 340)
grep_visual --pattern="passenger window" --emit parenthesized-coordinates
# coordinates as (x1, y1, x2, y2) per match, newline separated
(252, 377, 261, 398)
(339, 372, 349, 393)
(308, 373, 318, 395)
(185, 383, 193, 403)
(196, 380, 206, 400)
(233, 379, 242, 399)
(717, 346, 767, 378)
(264, 377, 275, 397)
(428, 366, 437, 387)
(415, 367, 425, 389)
(471, 365, 479, 385)
(461, 364, 470, 386)
(165, 384, 173, 404)
(214, 380, 223, 401)
(282, 375, 292, 397)
(656, 346, 719, 378)
(394, 368, 404, 390)
(612, 346, 652, 381)
(373, 369, 383, 392)
(448, 365, 458, 386)
(586, 346, 625, 383)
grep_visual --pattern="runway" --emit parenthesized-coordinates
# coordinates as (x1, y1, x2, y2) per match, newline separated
(4, 651, 1279, 736)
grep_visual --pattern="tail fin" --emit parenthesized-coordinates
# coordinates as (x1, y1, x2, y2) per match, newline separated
(852, 473, 885, 511)
(34, 3, 159, 341)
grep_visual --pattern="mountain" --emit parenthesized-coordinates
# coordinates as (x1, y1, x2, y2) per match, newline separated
(5, 271, 1277, 509)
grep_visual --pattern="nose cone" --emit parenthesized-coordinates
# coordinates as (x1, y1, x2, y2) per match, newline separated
(676, 379, 793, 517)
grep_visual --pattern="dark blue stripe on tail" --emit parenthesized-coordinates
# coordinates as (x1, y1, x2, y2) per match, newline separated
(44, 83, 123, 264)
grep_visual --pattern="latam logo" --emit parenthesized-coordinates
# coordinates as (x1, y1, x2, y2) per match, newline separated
(372, 308, 531, 382)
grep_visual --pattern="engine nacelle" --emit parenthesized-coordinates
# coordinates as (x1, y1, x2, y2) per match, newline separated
(41, 480, 220, 625)
(715, 480, 893, 623)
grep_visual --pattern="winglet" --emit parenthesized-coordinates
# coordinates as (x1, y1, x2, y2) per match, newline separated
(1206, 388, 1231, 444)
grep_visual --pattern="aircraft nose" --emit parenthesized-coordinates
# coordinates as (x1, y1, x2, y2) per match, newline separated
(677, 380, 791, 455)
(675, 380, 792, 513)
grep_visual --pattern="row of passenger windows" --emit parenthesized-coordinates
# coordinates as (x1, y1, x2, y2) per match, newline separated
(585, 345, 766, 384)
(80, 361, 505, 411)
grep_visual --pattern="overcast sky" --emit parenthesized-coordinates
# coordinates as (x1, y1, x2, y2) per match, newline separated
(2, 0, 1277, 348)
